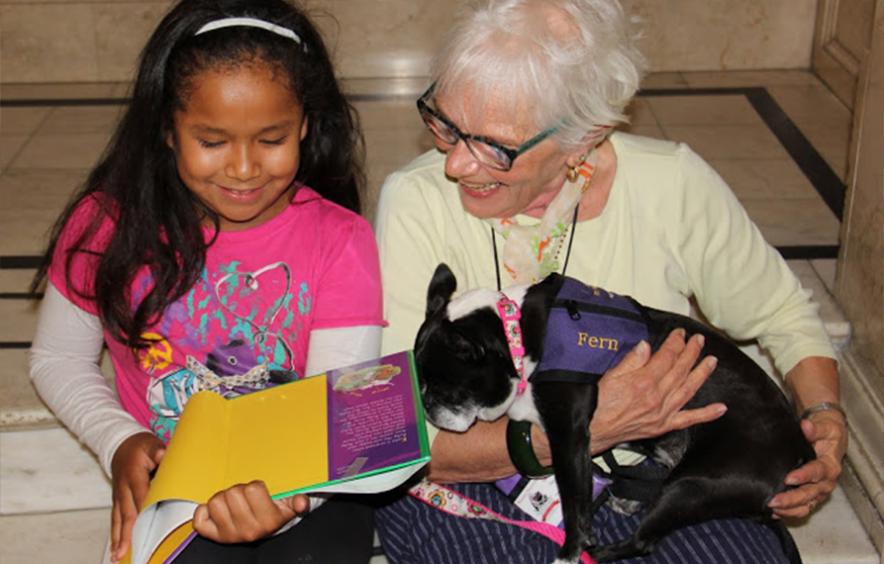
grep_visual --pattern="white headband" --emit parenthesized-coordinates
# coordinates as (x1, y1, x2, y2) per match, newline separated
(195, 17, 302, 45)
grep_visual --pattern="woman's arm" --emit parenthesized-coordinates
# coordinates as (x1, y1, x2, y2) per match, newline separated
(769, 356, 846, 517)
(671, 146, 845, 515)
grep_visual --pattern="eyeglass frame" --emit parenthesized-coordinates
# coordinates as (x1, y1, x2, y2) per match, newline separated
(416, 85, 558, 171)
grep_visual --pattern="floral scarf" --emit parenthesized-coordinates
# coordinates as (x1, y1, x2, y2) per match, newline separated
(487, 151, 599, 285)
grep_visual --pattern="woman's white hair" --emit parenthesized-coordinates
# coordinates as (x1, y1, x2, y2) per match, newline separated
(431, 0, 646, 148)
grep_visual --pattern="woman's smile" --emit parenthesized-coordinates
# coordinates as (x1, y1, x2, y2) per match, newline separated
(458, 180, 502, 198)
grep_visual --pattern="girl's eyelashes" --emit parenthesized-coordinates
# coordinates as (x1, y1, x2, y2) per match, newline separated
(260, 136, 288, 146)
(198, 139, 225, 149)
(196, 137, 288, 148)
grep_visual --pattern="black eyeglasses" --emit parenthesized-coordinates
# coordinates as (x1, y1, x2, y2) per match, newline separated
(416, 86, 557, 172)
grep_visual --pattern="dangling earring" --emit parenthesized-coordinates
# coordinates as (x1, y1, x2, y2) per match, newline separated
(566, 152, 590, 183)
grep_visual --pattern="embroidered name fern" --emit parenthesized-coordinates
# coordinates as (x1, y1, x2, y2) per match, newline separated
(576, 332, 619, 351)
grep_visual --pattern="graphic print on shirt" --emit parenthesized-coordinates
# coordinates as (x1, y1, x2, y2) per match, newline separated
(140, 260, 310, 439)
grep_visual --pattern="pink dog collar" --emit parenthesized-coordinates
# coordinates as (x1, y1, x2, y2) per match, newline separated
(496, 295, 528, 396)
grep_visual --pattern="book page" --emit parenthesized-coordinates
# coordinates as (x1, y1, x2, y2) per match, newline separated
(141, 391, 228, 509)
(226, 375, 328, 494)
(326, 352, 426, 483)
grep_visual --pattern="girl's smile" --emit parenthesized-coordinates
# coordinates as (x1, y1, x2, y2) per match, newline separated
(169, 62, 308, 231)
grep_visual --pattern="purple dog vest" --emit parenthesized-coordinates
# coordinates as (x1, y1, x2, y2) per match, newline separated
(495, 278, 649, 528)
(532, 278, 649, 384)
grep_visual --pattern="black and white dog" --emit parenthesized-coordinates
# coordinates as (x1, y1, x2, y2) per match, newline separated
(414, 263, 814, 563)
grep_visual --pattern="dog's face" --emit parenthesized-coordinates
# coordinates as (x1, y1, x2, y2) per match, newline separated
(414, 264, 518, 432)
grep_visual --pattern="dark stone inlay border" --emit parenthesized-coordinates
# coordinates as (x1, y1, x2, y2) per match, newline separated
(640, 87, 846, 221)
(0, 292, 42, 300)
(0, 256, 41, 269)
(776, 245, 840, 260)
(0, 342, 31, 349)
(1, 97, 129, 107)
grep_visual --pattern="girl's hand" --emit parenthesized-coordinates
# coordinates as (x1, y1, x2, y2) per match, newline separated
(192, 481, 310, 543)
(110, 432, 165, 562)
(769, 411, 847, 518)
(589, 329, 726, 453)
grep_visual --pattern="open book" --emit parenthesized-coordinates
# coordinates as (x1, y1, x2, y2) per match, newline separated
(124, 350, 430, 564)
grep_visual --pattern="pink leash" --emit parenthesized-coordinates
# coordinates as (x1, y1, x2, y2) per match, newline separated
(496, 294, 528, 395)
(409, 480, 595, 564)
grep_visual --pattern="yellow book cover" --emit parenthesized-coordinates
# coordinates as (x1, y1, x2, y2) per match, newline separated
(124, 350, 429, 564)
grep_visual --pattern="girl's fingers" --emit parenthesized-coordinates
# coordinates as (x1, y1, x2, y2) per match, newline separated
(205, 489, 238, 540)
(110, 502, 122, 558)
(195, 481, 286, 543)
(222, 483, 266, 539)
(112, 484, 138, 560)
(192, 503, 220, 540)
(286, 494, 310, 515)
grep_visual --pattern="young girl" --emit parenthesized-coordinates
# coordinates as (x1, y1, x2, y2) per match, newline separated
(29, 1, 384, 562)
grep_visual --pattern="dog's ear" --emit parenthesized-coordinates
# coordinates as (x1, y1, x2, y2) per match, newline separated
(426, 263, 457, 319)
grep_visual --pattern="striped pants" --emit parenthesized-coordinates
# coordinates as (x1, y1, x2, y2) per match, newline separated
(375, 483, 792, 564)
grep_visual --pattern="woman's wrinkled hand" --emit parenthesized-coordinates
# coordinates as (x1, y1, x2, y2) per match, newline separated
(589, 329, 725, 454)
(110, 431, 166, 562)
(769, 411, 847, 518)
(192, 480, 310, 543)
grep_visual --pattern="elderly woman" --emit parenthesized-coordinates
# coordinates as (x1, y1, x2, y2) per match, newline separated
(373, 0, 846, 562)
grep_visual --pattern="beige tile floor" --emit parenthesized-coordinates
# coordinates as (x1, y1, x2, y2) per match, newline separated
(1, 70, 876, 563)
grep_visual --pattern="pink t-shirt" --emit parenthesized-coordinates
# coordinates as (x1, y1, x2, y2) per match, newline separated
(49, 187, 385, 440)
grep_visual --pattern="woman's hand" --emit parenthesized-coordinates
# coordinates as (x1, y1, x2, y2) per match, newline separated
(110, 432, 165, 562)
(588, 329, 725, 453)
(769, 410, 847, 518)
(192, 481, 310, 543)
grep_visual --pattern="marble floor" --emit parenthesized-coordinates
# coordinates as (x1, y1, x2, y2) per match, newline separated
(0, 70, 877, 563)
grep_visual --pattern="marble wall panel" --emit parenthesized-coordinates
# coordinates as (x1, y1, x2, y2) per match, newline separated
(836, 11, 884, 374)
(834, 0, 876, 62)
(623, 0, 817, 71)
(1, 0, 821, 84)
(307, 0, 464, 79)
(94, 2, 172, 82)
(0, 4, 98, 82)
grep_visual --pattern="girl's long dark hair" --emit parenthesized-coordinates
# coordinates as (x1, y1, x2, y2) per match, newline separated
(31, 0, 364, 349)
